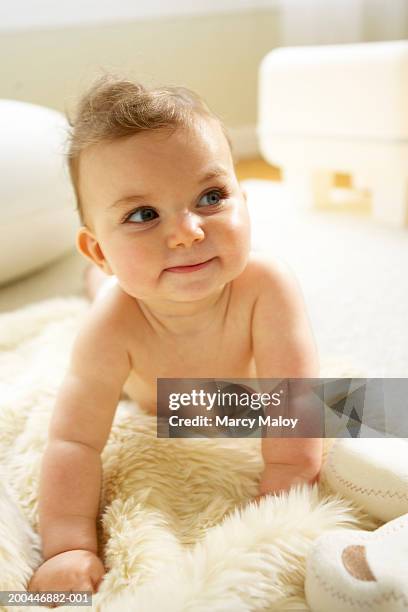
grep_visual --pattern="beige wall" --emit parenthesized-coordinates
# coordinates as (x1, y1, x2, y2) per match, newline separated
(0, 9, 280, 143)
(1, 5, 405, 158)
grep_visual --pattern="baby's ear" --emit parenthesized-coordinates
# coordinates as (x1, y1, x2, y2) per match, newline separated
(76, 226, 113, 275)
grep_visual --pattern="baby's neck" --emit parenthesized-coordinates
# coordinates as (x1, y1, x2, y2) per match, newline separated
(136, 283, 231, 337)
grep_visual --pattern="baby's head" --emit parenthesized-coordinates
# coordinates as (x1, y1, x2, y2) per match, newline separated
(67, 75, 251, 304)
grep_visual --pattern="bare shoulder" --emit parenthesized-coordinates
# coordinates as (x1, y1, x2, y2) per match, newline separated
(247, 251, 319, 377)
(70, 285, 132, 382)
(50, 287, 133, 451)
(87, 282, 134, 331)
(239, 250, 299, 300)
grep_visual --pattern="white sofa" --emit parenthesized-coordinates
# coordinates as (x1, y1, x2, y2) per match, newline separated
(0, 100, 79, 286)
(258, 40, 408, 228)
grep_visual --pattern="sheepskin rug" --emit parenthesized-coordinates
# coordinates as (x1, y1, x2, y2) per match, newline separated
(0, 296, 380, 611)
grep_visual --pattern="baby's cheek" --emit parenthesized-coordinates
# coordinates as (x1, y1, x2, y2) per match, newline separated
(107, 242, 151, 287)
(223, 207, 251, 257)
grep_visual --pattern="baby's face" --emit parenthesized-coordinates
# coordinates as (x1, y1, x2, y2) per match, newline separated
(77, 117, 251, 303)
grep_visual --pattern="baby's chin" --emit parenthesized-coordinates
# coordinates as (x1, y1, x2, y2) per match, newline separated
(167, 285, 227, 303)
(115, 253, 250, 302)
(113, 280, 222, 304)
(161, 276, 228, 302)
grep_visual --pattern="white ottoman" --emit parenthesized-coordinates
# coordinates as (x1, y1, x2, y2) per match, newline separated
(0, 100, 79, 286)
(258, 41, 408, 228)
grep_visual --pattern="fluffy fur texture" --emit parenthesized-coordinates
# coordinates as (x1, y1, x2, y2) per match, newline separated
(0, 297, 379, 611)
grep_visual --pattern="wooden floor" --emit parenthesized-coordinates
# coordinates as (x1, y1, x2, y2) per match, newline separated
(234, 157, 370, 214)
(234, 157, 354, 187)
(234, 158, 281, 182)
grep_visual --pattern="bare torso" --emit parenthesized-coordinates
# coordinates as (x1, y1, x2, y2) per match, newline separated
(109, 255, 260, 415)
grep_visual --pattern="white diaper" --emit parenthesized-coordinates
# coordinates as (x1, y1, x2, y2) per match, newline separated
(95, 275, 119, 301)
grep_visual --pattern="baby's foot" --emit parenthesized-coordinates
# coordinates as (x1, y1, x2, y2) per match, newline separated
(83, 265, 109, 301)
(305, 512, 408, 611)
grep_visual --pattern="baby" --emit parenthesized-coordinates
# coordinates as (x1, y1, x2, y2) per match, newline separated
(28, 76, 321, 595)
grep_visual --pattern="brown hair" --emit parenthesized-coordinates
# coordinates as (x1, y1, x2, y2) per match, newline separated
(66, 74, 232, 225)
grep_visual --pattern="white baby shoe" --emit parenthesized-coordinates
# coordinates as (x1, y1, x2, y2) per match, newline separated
(323, 438, 408, 522)
(305, 512, 408, 612)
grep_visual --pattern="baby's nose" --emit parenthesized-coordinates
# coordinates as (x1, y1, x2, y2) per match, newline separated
(166, 211, 205, 249)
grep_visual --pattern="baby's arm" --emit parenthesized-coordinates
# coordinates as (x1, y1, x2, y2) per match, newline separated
(28, 305, 131, 594)
(251, 257, 322, 496)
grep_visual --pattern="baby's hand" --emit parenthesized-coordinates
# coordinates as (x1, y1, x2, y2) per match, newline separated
(28, 550, 105, 605)
(257, 462, 320, 499)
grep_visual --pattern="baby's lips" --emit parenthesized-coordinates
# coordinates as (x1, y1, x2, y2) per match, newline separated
(164, 256, 215, 270)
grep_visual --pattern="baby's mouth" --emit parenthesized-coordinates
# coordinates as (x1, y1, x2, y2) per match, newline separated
(164, 257, 216, 273)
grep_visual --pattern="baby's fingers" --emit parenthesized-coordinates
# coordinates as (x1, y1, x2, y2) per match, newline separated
(89, 559, 106, 592)
(27, 572, 47, 594)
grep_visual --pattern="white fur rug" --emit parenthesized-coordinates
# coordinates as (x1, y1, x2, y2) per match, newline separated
(0, 297, 380, 611)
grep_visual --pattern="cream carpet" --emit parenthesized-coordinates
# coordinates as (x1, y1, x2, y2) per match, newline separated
(246, 180, 408, 378)
(0, 296, 381, 611)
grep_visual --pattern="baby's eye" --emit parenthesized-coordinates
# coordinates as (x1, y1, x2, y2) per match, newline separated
(126, 207, 159, 223)
(197, 189, 224, 208)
